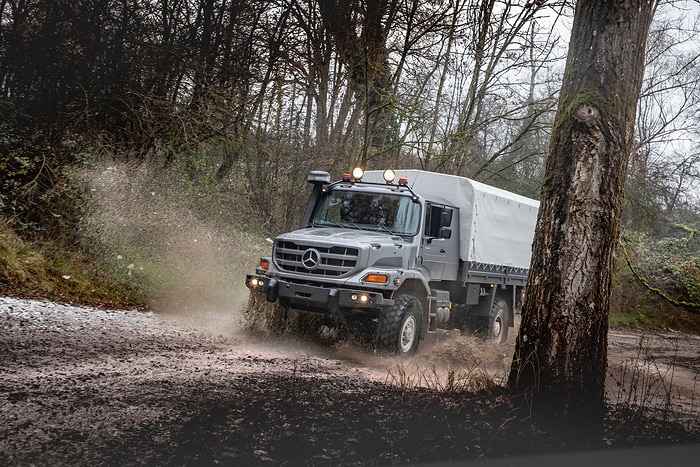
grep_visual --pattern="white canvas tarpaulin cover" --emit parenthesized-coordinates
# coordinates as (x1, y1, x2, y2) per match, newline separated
(363, 170, 540, 269)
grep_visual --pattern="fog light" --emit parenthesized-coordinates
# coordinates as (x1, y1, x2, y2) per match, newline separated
(350, 293, 370, 303)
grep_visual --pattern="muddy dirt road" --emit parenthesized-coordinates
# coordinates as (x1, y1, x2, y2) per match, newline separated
(1, 297, 698, 465)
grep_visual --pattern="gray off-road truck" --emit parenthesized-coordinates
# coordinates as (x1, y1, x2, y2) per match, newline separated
(245, 169, 539, 354)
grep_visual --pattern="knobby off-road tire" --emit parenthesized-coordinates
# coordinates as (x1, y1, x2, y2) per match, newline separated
(375, 294, 423, 355)
(488, 298, 509, 343)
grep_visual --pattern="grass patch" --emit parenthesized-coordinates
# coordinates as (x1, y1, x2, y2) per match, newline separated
(609, 287, 700, 334)
(385, 361, 501, 399)
(0, 219, 148, 308)
(609, 310, 672, 330)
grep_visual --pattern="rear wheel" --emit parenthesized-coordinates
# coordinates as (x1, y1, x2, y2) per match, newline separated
(488, 298, 509, 343)
(376, 295, 423, 354)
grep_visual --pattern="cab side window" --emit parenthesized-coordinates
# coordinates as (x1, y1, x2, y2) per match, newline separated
(425, 205, 453, 238)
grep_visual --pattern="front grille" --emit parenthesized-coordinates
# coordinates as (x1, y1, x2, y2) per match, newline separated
(274, 240, 359, 277)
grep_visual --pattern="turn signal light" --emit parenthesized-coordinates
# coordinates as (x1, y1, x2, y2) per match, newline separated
(364, 274, 388, 284)
(260, 259, 270, 270)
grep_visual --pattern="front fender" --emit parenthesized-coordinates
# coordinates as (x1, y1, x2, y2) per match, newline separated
(394, 268, 432, 298)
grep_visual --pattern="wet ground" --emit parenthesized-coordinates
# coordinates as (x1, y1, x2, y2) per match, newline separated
(1, 297, 698, 465)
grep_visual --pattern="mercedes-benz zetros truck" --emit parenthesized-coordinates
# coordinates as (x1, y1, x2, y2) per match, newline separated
(245, 168, 539, 354)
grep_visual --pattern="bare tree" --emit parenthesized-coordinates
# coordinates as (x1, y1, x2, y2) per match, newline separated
(387, 0, 566, 186)
(626, 3, 700, 232)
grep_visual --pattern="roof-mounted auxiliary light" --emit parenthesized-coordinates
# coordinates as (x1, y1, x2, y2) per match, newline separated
(398, 177, 409, 186)
(383, 169, 396, 184)
(341, 173, 352, 182)
(352, 167, 364, 180)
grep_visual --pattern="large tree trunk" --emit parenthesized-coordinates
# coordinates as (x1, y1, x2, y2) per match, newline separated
(508, 0, 655, 438)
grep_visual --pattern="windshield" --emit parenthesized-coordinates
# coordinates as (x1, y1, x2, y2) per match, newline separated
(313, 189, 420, 236)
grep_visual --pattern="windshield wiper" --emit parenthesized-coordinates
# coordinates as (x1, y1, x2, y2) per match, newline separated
(376, 225, 399, 235)
(317, 220, 362, 230)
(318, 220, 346, 228)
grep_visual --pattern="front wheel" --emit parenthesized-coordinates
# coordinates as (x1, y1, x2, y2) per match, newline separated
(376, 295, 423, 355)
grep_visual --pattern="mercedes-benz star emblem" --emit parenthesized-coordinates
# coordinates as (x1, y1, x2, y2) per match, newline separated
(301, 248, 321, 270)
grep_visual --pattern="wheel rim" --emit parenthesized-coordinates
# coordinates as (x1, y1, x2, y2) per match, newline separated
(400, 315, 417, 353)
(492, 316, 502, 338)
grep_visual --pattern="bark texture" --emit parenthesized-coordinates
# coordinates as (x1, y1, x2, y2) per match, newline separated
(508, 0, 655, 435)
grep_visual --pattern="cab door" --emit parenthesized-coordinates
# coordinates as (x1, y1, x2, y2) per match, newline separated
(421, 204, 459, 281)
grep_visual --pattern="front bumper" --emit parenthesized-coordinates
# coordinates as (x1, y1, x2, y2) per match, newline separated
(246, 274, 394, 313)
